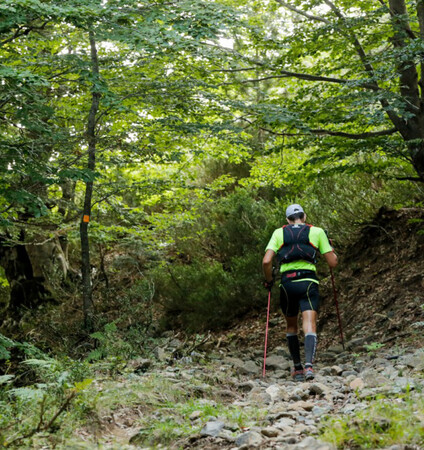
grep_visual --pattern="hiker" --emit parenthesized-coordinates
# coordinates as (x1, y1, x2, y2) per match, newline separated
(262, 204, 338, 381)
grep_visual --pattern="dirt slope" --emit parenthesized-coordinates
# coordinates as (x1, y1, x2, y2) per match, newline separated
(319, 207, 424, 350)
(214, 207, 424, 355)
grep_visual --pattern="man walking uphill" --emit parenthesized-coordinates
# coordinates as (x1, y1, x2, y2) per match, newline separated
(262, 204, 338, 381)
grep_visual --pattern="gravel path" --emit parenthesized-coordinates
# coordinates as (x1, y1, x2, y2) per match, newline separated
(121, 337, 424, 449)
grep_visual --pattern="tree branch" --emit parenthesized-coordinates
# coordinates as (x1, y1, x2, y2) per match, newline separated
(36, 395, 47, 432)
(210, 67, 258, 73)
(277, 0, 404, 130)
(239, 117, 397, 139)
(0, 96, 12, 111)
(201, 42, 267, 67)
(322, 0, 408, 136)
(377, 0, 417, 39)
(0, 26, 26, 47)
(323, 0, 376, 77)
(220, 71, 377, 89)
(7, 392, 76, 446)
(279, 70, 356, 85)
(275, 0, 331, 24)
(0, 21, 50, 48)
(310, 127, 398, 138)
(395, 176, 424, 182)
(41, 392, 76, 431)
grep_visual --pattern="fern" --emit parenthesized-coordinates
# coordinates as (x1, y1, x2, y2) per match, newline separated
(87, 321, 134, 362)
(0, 346, 11, 360)
(87, 348, 103, 362)
(0, 375, 14, 385)
(89, 331, 106, 341)
(9, 387, 45, 402)
(0, 333, 15, 360)
(23, 358, 57, 369)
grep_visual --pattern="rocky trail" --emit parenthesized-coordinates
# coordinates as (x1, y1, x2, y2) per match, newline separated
(74, 208, 424, 449)
(84, 331, 424, 450)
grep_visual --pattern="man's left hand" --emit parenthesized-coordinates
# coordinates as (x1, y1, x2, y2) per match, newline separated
(263, 279, 274, 291)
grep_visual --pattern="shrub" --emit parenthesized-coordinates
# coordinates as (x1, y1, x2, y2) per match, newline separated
(152, 188, 274, 331)
(154, 260, 238, 331)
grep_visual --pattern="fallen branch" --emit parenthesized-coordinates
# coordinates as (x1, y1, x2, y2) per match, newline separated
(6, 391, 77, 447)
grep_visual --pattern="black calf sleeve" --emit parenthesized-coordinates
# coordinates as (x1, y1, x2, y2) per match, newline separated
(287, 333, 302, 369)
(305, 333, 317, 367)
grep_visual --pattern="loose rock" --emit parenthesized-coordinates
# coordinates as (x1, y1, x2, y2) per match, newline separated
(235, 430, 263, 447)
(265, 354, 291, 371)
(126, 358, 152, 373)
(294, 436, 336, 449)
(349, 377, 365, 390)
(261, 426, 280, 437)
(240, 360, 260, 375)
(200, 420, 225, 437)
(189, 410, 202, 421)
(237, 380, 257, 392)
(289, 400, 314, 412)
(331, 365, 343, 376)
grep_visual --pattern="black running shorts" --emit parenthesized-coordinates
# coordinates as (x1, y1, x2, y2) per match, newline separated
(279, 271, 320, 317)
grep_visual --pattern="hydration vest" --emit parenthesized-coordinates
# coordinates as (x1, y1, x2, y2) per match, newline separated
(276, 224, 318, 265)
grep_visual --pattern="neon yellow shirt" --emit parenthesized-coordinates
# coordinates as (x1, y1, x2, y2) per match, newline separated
(265, 224, 333, 283)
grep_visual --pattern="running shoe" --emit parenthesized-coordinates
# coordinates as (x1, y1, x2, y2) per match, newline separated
(291, 368, 305, 382)
(304, 366, 315, 381)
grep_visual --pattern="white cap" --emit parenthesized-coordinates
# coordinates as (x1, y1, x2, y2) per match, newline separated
(286, 204, 304, 218)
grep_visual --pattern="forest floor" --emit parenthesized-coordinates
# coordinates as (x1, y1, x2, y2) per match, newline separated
(5, 208, 424, 449)
(63, 335, 424, 450)
(56, 207, 424, 449)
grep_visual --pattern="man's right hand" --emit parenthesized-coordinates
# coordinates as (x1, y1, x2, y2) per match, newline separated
(324, 251, 338, 268)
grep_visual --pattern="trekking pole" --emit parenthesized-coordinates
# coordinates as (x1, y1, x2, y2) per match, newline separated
(330, 267, 345, 350)
(262, 289, 271, 377)
(325, 231, 345, 350)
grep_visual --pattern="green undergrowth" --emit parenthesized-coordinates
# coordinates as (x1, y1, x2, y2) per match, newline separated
(320, 393, 424, 448)
(130, 391, 262, 448)
(131, 398, 261, 448)
(1, 334, 267, 448)
(126, 370, 267, 447)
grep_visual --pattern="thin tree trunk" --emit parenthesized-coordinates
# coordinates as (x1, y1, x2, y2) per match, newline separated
(80, 31, 101, 331)
(416, 0, 424, 99)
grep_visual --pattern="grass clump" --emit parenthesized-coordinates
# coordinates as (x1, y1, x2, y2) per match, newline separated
(131, 396, 267, 447)
(127, 370, 268, 448)
(320, 393, 424, 448)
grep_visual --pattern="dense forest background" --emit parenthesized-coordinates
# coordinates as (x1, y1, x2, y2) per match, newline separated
(1, 1, 424, 447)
(2, 0, 424, 339)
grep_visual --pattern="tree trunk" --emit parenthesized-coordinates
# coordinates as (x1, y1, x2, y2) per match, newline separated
(0, 235, 65, 323)
(406, 135, 424, 179)
(80, 31, 101, 332)
(386, 0, 424, 179)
